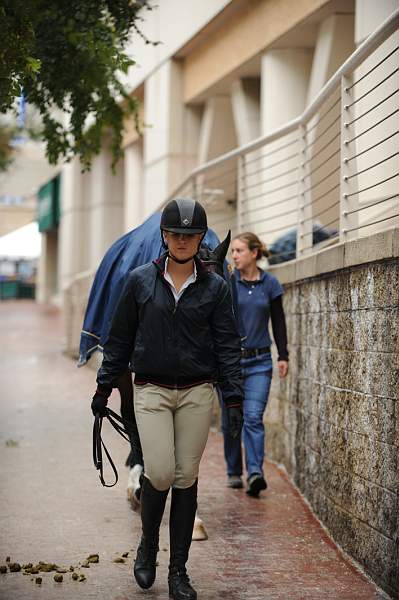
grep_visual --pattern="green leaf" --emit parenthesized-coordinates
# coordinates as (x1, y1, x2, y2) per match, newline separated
(26, 57, 41, 74)
(0, 1, 159, 170)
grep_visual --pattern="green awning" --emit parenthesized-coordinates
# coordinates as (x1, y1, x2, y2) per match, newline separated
(38, 175, 60, 232)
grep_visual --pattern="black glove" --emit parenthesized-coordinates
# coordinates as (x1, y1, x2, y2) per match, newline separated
(91, 385, 112, 417)
(227, 405, 243, 439)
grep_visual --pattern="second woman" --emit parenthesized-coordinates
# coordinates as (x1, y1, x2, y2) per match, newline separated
(221, 231, 289, 497)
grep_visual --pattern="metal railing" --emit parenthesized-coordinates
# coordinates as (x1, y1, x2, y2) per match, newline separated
(160, 8, 399, 263)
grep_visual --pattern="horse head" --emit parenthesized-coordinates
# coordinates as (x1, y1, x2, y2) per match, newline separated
(199, 231, 231, 279)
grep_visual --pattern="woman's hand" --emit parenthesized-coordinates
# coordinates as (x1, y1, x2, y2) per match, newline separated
(277, 360, 289, 379)
(91, 385, 112, 416)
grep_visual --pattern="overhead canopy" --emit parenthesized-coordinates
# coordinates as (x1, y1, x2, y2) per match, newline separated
(38, 176, 60, 232)
(0, 221, 41, 259)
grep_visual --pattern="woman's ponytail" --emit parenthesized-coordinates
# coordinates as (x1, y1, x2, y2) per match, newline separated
(234, 232, 269, 260)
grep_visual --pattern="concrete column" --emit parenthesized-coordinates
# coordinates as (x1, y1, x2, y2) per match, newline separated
(183, 104, 203, 178)
(197, 95, 237, 239)
(198, 96, 236, 163)
(255, 49, 312, 245)
(58, 159, 88, 292)
(37, 229, 59, 303)
(306, 14, 355, 244)
(261, 49, 313, 134)
(355, 0, 398, 44)
(36, 234, 47, 304)
(307, 14, 355, 103)
(143, 59, 199, 218)
(231, 79, 261, 234)
(57, 159, 92, 355)
(124, 141, 143, 232)
(353, 0, 399, 234)
(231, 78, 260, 145)
(36, 218, 60, 305)
(86, 150, 124, 272)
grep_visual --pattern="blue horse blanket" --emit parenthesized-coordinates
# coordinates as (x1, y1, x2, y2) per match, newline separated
(78, 212, 221, 366)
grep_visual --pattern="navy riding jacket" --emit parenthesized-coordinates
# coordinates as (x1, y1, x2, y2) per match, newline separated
(96, 254, 243, 407)
(78, 212, 221, 366)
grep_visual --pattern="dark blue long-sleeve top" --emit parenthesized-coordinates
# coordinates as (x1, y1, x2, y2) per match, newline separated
(233, 268, 288, 361)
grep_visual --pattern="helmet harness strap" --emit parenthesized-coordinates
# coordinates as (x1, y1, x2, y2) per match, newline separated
(168, 252, 195, 264)
(162, 231, 205, 264)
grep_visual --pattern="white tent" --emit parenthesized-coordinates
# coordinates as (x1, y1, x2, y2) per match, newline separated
(0, 221, 41, 259)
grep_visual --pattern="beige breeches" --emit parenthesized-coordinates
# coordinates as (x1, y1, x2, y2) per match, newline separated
(134, 382, 215, 491)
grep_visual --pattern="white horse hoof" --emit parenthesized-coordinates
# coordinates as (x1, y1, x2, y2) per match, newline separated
(192, 517, 208, 541)
(127, 464, 143, 513)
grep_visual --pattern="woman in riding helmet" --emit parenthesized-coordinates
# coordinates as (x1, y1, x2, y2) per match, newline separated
(91, 198, 243, 600)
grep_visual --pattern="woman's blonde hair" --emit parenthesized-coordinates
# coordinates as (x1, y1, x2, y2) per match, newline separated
(233, 232, 269, 260)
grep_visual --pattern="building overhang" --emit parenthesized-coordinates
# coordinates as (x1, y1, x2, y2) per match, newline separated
(177, 0, 354, 104)
(0, 140, 60, 198)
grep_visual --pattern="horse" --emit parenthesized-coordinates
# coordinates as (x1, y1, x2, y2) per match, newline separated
(79, 212, 231, 541)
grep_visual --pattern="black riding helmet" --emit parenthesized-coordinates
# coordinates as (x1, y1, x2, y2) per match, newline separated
(160, 198, 207, 234)
(160, 198, 208, 263)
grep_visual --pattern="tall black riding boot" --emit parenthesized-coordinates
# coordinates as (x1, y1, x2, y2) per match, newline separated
(168, 480, 198, 600)
(134, 477, 169, 589)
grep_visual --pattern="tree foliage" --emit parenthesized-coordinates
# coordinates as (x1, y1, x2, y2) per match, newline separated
(0, 125, 15, 172)
(0, 1, 156, 170)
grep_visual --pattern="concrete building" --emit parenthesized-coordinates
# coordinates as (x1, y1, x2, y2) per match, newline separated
(45, 0, 397, 299)
(18, 1, 399, 597)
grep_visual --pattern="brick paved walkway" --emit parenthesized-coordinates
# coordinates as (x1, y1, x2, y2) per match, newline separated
(0, 301, 389, 600)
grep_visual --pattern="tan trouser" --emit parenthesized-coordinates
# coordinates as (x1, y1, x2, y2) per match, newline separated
(134, 382, 215, 491)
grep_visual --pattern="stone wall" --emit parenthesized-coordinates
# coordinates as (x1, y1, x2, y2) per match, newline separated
(266, 257, 399, 599)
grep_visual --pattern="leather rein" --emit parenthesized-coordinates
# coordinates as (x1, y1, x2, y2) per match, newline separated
(93, 408, 135, 487)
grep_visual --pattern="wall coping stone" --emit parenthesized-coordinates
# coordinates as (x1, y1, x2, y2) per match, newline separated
(269, 227, 399, 284)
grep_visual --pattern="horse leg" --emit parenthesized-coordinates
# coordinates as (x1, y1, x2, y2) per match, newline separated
(117, 369, 144, 511)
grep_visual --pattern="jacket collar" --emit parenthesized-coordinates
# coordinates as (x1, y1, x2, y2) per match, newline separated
(154, 252, 208, 279)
